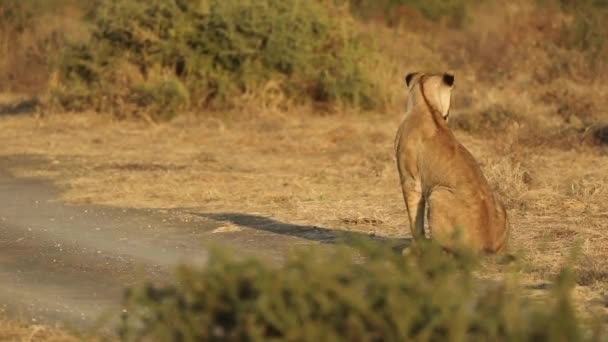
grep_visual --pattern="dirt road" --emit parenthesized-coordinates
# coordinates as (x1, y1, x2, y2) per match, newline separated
(0, 156, 382, 333)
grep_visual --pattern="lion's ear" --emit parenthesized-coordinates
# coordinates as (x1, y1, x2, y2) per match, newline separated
(405, 72, 418, 87)
(443, 73, 455, 87)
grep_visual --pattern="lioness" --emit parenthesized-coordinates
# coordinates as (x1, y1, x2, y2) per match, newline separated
(394, 72, 509, 253)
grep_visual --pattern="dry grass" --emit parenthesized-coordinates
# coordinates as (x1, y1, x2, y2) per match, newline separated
(0, 317, 80, 341)
(0, 109, 607, 318)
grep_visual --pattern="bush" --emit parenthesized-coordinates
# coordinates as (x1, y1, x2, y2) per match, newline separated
(118, 240, 601, 341)
(50, 0, 382, 119)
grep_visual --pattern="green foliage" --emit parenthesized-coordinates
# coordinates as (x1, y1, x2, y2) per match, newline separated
(348, 0, 473, 27)
(118, 240, 600, 341)
(131, 79, 190, 120)
(51, 0, 381, 118)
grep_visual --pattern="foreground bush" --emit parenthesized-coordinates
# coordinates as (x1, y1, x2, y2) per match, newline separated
(118, 240, 601, 341)
(51, 0, 381, 119)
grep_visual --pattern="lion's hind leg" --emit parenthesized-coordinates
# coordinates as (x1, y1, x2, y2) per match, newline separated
(427, 188, 474, 250)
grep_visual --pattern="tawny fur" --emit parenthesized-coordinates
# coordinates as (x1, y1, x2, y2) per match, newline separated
(395, 72, 510, 253)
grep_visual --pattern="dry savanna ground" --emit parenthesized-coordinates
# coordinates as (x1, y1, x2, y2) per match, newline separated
(0, 96, 607, 322)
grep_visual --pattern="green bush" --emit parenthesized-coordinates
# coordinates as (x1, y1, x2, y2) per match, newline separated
(118, 240, 602, 341)
(51, 0, 381, 118)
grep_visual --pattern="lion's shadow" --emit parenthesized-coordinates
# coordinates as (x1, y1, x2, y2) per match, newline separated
(190, 212, 411, 252)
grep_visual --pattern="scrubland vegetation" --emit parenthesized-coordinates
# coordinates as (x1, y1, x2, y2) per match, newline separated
(119, 240, 604, 341)
(1, 0, 608, 340)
